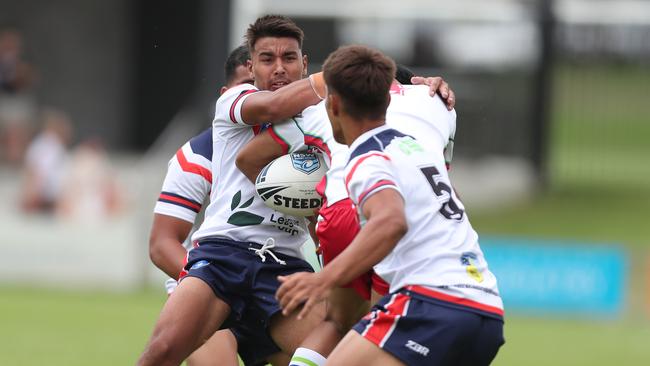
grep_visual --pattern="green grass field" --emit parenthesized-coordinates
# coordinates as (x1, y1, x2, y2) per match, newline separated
(1, 63, 648, 365)
(2, 286, 649, 366)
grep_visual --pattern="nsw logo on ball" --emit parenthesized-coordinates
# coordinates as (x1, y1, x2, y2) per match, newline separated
(290, 152, 320, 175)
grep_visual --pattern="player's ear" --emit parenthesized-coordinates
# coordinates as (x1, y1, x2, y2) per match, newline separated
(329, 93, 340, 117)
(219, 86, 228, 95)
(247, 59, 253, 74)
(301, 54, 308, 78)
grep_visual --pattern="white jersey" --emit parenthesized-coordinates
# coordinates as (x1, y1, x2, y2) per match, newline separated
(268, 101, 350, 206)
(386, 83, 456, 169)
(154, 128, 213, 225)
(345, 125, 502, 315)
(192, 83, 309, 259)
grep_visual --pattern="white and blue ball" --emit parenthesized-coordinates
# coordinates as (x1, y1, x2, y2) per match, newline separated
(255, 152, 327, 217)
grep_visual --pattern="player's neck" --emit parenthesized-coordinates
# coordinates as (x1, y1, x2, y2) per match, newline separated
(343, 117, 386, 146)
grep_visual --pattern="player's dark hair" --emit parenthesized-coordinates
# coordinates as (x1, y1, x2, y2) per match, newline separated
(224, 44, 250, 84)
(323, 45, 396, 121)
(395, 64, 415, 85)
(246, 15, 304, 52)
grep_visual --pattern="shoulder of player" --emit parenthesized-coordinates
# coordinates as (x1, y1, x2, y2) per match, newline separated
(348, 127, 410, 162)
(187, 129, 213, 161)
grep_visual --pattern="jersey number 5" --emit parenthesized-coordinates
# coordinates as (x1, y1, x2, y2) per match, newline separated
(420, 166, 464, 221)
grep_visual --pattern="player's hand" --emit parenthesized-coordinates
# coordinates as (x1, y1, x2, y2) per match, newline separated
(411, 76, 456, 110)
(276, 272, 331, 320)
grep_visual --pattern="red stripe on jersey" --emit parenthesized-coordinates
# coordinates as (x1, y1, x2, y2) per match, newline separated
(363, 293, 410, 347)
(176, 149, 212, 183)
(159, 193, 202, 212)
(407, 285, 504, 317)
(267, 127, 289, 155)
(229, 89, 257, 124)
(304, 134, 331, 159)
(345, 153, 391, 188)
(357, 179, 397, 204)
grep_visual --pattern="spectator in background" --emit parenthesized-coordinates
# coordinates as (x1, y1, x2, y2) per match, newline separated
(0, 28, 37, 165)
(20, 108, 72, 214)
(56, 138, 124, 221)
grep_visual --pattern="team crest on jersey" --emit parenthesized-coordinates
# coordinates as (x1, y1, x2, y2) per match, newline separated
(290, 152, 320, 175)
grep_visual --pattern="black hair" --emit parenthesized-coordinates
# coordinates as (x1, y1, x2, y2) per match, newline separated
(224, 44, 250, 84)
(395, 64, 415, 85)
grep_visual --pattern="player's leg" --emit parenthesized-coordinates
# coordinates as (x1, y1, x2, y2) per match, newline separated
(285, 197, 371, 365)
(137, 277, 231, 366)
(185, 329, 239, 366)
(268, 299, 327, 353)
(296, 287, 369, 357)
(266, 351, 292, 366)
(326, 331, 404, 366)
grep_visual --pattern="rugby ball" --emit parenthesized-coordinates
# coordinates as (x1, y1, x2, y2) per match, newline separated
(255, 152, 327, 217)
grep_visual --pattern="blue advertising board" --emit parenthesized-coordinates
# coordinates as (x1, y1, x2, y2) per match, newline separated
(481, 237, 628, 317)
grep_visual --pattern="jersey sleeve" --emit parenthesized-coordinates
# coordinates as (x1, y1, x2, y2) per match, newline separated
(267, 102, 332, 157)
(267, 119, 306, 155)
(214, 83, 260, 127)
(154, 140, 212, 223)
(344, 153, 403, 207)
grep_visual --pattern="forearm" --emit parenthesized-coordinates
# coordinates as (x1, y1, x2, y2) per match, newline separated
(319, 214, 405, 288)
(149, 237, 188, 279)
(242, 76, 323, 125)
(236, 152, 268, 183)
(149, 214, 194, 279)
(236, 130, 286, 183)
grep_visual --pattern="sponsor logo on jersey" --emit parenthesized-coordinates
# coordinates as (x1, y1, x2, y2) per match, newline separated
(290, 152, 320, 175)
(227, 190, 264, 226)
(405, 340, 429, 356)
(461, 252, 484, 283)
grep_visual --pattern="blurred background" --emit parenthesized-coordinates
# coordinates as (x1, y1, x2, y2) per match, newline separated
(0, 0, 648, 365)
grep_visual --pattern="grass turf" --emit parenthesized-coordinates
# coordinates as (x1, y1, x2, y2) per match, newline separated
(1, 286, 649, 366)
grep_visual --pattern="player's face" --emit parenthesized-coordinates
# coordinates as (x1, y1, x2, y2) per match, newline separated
(220, 65, 255, 95)
(249, 37, 307, 91)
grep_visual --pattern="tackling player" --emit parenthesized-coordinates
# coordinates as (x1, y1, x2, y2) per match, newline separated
(236, 65, 456, 366)
(276, 45, 505, 366)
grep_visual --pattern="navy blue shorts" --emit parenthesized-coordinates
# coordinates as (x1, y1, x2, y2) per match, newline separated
(353, 286, 505, 366)
(183, 238, 315, 365)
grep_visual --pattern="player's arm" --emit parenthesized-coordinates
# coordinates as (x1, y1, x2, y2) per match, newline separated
(319, 188, 406, 285)
(240, 74, 325, 125)
(236, 131, 285, 183)
(277, 188, 406, 318)
(151, 135, 211, 279)
(411, 76, 456, 110)
(149, 214, 193, 279)
(236, 115, 308, 182)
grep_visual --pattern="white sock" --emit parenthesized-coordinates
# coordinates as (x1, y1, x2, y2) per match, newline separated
(289, 347, 327, 366)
